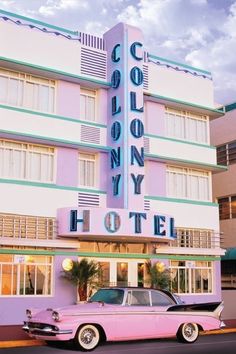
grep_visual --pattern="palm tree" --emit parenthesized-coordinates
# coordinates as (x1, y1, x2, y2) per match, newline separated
(146, 261, 171, 290)
(61, 258, 101, 301)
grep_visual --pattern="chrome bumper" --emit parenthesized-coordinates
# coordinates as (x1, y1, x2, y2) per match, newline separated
(220, 321, 226, 328)
(22, 323, 73, 335)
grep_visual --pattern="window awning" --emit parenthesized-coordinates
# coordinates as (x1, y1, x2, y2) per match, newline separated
(221, 248, 236, 260)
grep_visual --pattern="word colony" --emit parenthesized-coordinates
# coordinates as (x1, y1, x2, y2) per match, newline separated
(110, 41, 145, 197)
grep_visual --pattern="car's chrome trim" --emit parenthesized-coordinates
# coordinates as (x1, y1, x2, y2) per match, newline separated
(59, 310, 222, 319)
(220, 321, 226, 328)
(22, 324, 73, 335)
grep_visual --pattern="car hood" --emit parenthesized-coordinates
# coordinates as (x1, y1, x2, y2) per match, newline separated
(31, 302, 119, 321)
(58, 301, 119, 312)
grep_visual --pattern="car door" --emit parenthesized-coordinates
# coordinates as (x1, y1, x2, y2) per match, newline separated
(150, 290, 178, 337)
(114, 289, 157, 340)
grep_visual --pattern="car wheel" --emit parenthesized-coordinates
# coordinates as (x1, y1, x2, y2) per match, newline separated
(75, 324, 100, 351)
(177, 323, 199, 343)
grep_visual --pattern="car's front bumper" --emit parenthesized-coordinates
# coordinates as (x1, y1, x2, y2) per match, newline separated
(22, 322, 73, 340)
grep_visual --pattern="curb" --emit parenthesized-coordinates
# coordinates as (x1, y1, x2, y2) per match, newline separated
(201, 328, 236, 336)
(0, 339, 45, 348)
(0, 329, 236, 348)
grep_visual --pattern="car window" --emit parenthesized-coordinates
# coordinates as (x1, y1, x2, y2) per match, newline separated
(89, 289, 124, 304)
(151, 290, 174, 306)
(127, 290, 150, 306)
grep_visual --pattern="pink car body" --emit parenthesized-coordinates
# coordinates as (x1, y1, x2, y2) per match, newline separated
(23, 288, 224, 351)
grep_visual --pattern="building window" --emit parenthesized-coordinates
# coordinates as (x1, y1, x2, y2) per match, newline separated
(217, 141, 236, 166)
(78, 153, 96, 187)
(0, 67, 55, 113)
(218, 195, 236, 220)
(170, 260, 213, 294)
(167, 166, 210, 201)
(80, 88, 96, 122)
(165, 108, 209, 144)
(0, 254, 52, 296)
(0, 140, 55, 183)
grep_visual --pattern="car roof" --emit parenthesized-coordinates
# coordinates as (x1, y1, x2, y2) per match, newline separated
(97, 287, 177, 303)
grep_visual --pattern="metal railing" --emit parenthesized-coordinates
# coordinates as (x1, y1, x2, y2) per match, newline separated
(0, 213, 56, 240)
(170, 229, 221, 249)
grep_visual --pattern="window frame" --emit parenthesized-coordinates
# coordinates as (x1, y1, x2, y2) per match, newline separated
(218, 195, 236, 220)
(165, 107, 209, 144)
(167, 165, 211, 201)
(80, 88, 97, 122)
(150, 290, 174, 306)
(0, 139, 56, 183)
(0, 67, 56, 113)
(78, 152, 97, 188)
(170, 260, 213, 294)
(126, 290, 151, 306)
(217, 141, 236, 166)
(0, 254, 53, 297)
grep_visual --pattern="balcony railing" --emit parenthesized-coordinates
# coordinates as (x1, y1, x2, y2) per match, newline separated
(170, 229, 221, 249)
(0, 213, 56, 240)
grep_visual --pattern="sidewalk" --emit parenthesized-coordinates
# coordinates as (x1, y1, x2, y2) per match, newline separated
(0, 320, 236, 348)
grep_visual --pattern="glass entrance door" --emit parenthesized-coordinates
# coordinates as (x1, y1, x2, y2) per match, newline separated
(95, 258, 147, 287)
(137, 263, 145, 287)
(117, 262, 128, 286)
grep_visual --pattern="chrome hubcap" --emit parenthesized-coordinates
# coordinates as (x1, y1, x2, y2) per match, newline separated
(81, 329, 96, 345)
(184, 324, 195, 338)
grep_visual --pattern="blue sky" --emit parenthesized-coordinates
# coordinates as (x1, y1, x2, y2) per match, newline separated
(1, 0, 236, 105)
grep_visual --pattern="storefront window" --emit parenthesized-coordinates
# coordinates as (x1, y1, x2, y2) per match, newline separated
(170, 260, 213, 294)
(117, 262, 128, 286)
(0, 254, 53, 296)
(95, 243, 110, 253)
(79, 241, 148, 254)
(98, 262, 110, 287)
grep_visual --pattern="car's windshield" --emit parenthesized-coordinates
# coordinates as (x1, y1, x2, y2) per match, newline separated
(89, 289, 124, 304)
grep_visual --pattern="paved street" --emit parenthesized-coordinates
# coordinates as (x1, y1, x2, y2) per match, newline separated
(0, 333, 236, 354)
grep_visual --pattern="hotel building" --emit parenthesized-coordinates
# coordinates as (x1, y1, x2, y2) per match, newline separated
(0, 9, 226, 336)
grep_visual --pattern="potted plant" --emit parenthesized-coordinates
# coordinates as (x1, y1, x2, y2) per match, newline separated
(61, 258, 101, 301)
(146, 261, 171, 290)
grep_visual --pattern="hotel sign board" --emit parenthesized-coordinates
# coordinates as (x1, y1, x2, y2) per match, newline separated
(57, 207, 176, 240)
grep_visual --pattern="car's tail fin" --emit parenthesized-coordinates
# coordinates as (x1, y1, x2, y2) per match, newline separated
(167, 302, 222, 312)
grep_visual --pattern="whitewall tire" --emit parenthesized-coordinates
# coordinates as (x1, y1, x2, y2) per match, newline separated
(75, 324, 100, 351)
(177, 323, 199, 343)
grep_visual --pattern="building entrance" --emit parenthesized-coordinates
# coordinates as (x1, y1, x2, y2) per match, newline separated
(90, 258, 148, 288)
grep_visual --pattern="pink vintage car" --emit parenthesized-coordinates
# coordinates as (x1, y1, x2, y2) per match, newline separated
(23, 287, 224, 351)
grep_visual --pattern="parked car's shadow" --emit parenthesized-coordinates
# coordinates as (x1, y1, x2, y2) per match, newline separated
(45, 337, 178, 352)
(45, 340, 75, 350)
